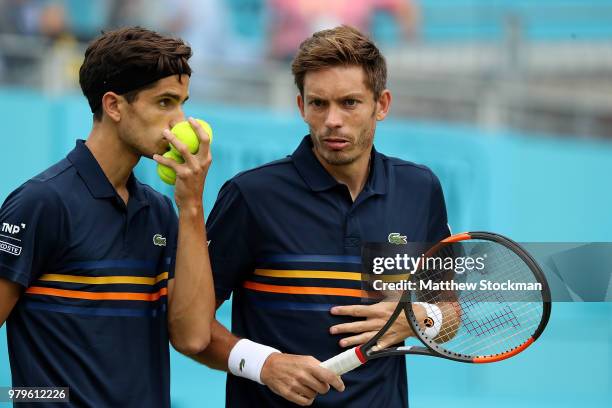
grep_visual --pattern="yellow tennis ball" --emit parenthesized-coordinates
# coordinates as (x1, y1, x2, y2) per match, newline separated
(169, 119, 213, 155)
(157, 150, 184, 185)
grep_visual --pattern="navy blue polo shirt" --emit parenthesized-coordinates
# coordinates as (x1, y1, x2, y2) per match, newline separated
(0, 140, 177, 407)
(207, 136, 450, 407)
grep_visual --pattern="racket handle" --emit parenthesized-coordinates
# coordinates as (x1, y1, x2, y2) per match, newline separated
(320, 347, 365, 375)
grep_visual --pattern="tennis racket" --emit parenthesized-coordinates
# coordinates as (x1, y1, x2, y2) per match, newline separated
(320, 231, 551, 375)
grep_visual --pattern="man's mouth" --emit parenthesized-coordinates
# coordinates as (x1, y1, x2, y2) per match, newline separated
(323, 138, 350, 150)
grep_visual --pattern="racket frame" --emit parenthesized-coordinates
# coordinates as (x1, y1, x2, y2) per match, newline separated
(358, 231, 551, 364)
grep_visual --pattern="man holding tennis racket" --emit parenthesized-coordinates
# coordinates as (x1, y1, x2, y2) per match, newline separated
(193, 25, 451, 407)
(0, 27, 215, 407)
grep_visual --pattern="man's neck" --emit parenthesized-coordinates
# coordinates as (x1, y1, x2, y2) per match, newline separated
(316, 148, 372, 202)
(85, 123, 139, 202)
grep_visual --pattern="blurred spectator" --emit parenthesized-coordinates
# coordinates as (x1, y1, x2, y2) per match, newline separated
(0, 0, 38, 35)
(106, 0, 162, 31)
(38, 1, 69, 39)
(160, 0, 233, 65)
(159, 0, 259, 66)
(157, 0, 262, 95)
(0, 0, 70, 38)
(0, 0, 76, 86)
(267, 0, 419, 61)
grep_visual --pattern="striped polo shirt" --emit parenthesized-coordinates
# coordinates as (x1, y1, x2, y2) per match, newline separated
(0, 140, 177, 407)
(207, 136, 450, 407)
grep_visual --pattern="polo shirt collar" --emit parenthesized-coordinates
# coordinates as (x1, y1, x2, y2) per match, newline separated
(67, 140, 148, 204)
(292, 135, 387, 195)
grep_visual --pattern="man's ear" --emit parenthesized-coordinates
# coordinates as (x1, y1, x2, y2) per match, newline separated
(101, 92, 123, 122)
(297, 93, 306, 119)
(376, 89, 392, 121)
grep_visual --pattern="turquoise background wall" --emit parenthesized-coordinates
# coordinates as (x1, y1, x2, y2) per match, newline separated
(0, 89, 610, 406)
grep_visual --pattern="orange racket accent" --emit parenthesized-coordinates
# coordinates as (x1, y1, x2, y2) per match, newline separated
(441, 233, 471, 243)
(417, 233, 471, 268)
(473, 337, 535, 363)
(26, 286, 168, 301)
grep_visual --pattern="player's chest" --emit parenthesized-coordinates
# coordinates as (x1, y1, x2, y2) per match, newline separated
(55, 203, 170, 269)
(254, 193, 429, 255)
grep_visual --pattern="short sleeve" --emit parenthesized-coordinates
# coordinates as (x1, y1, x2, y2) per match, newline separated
(0, 181, 67, 287)
(206, 180, 257, 300)
(427, 172, 451, 242)
(162, 196, 178, 279)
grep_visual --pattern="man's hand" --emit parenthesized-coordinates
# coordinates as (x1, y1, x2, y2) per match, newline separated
(260, 353, 345, 406)
(154, 117, 212, 210)
(329, 302, 428, 351)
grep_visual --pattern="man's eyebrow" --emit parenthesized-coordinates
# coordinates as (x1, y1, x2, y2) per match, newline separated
(340, 93, 365, 98)
(305, 92, 365, 100)
(156, 92, 189, 103)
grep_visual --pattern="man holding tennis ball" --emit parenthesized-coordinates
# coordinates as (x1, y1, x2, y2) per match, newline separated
(158, 119, 213, 185)
(0, 27, 215, 407)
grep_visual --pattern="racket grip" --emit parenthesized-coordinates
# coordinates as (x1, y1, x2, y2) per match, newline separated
(320, 347, 364, 375)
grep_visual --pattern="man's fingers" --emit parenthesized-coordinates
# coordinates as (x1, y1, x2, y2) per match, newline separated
(292, 395, 314, 407)
(297, 373, 330, 395)
(153, 152, 181, 171)
(329, 318, 384, 335)
(288, 382, 317, 400)
(338, 331, 378, 348)
(262, 353, 344, 406)
(186, 117, 212, 166)
(330, 304, 373, 317)
(285, 389, 314, 407)
(167, 128, 204, 170)
(310, 366, 345, 392)
(163, 129, 191, 158)
(188, 117, 212, 146)
(185, 118, 213, 170)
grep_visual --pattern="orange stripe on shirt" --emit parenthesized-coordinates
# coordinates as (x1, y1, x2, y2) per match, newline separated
(25, 286, 168, 301)
(243, 281, 371, 298)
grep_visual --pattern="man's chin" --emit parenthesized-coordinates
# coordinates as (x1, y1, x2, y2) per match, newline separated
(320, 151, 357, 166)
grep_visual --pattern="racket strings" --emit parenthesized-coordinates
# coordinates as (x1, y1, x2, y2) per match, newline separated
(425, 299, 542, 356)
(456, 305, 539, 353)
(449, 303, 542, 356)
(410, 240, 545, 358)
(462, 304, 521, 337)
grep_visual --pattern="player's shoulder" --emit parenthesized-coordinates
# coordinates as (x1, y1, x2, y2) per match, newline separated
(229, 156, 295, 188)
(31, 156, 74, 185)
(19, 158, 73, 199)
(380, 153, 441, 186)
(2, 158, 73, 210)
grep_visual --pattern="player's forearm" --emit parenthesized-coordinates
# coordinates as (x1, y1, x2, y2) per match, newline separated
(190, 318, 239, 371)
(0, 277, 21, 328)
(168, 206, 215, 355)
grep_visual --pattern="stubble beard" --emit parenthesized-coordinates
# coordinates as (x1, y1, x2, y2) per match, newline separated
(311, 122, 375, 166)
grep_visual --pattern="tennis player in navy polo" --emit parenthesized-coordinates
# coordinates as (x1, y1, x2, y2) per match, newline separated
(0, 27, 215, 407)
(191, 26, 451, 407)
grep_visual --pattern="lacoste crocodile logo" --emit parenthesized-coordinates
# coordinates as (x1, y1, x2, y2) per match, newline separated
(388, 233, 407, 245)
(153, 234, 167, 247)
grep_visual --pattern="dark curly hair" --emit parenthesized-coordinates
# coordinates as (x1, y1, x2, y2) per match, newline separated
(79, 26, 192, 121)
